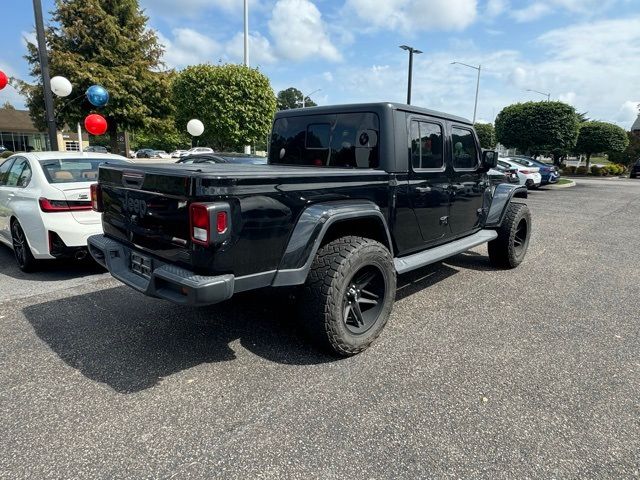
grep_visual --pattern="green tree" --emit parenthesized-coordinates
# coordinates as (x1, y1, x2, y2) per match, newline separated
(132, 118, 191, 152)
(19, 0, 173, 154)
(1, 102, 16, 110)
(575, 121, 629, 169)
(173, 64, 277, 150)
(474, 122, 495, 149)
(608, 132, 640, 167)
(495, 101, 579, 164)
(276, 87, 317, 110)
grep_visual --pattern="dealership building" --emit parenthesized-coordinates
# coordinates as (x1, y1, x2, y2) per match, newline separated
(0, 108, 87, 152)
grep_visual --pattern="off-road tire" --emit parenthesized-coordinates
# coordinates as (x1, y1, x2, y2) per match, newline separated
(488, 202, 531, 269)
(301, 236, 396, 356)
(11, 219, 39, 273)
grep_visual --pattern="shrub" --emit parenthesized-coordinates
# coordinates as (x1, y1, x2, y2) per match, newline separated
(1, 151, 14, 158)
(616, 163, 627, 174)
(563, 166, 577, 174)
(600, 166, 610, 176)
(590, 165, 602, 176)
(576, 166, 588, 175)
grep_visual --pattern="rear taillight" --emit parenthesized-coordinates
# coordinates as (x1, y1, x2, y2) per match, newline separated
(39, 198, 92, 212)
(216, 211, 228, 234)
(90, 183, 103, 212)
(189, 202, 231, 246)
(190, 203, 210, 245)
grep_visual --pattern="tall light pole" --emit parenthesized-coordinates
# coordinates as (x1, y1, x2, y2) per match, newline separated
(451, 61, 481, 123)
(526, 88, 550, 101)
(400, 45, 422, 105)
(243, 0, 250, 154)
(243, 0, 249, 67)
(302, 88, 321, 108)
(33, 0, 58, 151)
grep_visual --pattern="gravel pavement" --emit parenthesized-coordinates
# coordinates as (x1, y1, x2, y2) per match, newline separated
(0, 177, 638, 479)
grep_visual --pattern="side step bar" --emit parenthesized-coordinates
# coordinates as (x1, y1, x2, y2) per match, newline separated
(394, 229, 498, 275)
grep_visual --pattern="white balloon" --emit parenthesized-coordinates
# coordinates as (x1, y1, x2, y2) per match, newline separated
(50, 76, 72, 97)
(187, 119, 205, 136)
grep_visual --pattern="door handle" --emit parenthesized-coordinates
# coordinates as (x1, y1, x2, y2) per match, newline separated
(415, 186, 432, 194)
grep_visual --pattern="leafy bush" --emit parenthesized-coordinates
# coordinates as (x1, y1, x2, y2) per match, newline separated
(1, 151, 14, 158)
(590, 165, 602, 176)
(601, 166, 610, 176)
(576, 166, 589, 175)
(563, 166, 577, 174)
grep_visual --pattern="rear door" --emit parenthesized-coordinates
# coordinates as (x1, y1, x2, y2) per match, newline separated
(407, 116, 451, 245)
(448, 125, 485, 236)
(0, 158, 16, 240)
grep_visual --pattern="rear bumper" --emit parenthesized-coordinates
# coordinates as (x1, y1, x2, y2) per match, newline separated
(88, 234, 234, 306)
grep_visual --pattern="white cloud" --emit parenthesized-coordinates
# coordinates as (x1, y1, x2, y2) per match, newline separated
(485, 0, 508, 17)
(344, 0, 478, 32)
(159, 28, 221, 68)
(615, 101, 640, 124)
(511, 3, 552, 22)
(268, 0, 341, 62)
(142, 0, 261, 16)
(323, 72, 334, 82)
(225, 31, 277, 65)
(510, 0, 621, 22)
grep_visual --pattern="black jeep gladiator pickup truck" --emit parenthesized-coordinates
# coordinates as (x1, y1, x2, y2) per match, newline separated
(88, 103, 530, 355)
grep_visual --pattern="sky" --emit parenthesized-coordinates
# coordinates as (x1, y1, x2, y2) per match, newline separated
(1, 0, 639, 128)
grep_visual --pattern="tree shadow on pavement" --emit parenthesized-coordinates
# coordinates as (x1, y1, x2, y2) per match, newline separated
(22, 286, 335, 394)
(0, 245, 105, 282)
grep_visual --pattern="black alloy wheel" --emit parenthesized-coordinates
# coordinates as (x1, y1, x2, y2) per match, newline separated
(343, 265, 386, 335)
(11, 220, 38, 272)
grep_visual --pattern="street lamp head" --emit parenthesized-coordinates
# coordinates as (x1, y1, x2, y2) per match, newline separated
(414, 49, 423, 55)
(399, 45, 410, 51)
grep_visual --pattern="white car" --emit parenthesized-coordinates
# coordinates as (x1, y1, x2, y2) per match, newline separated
(0, 151, 130, 271)
(154, 150, 171, 159)
(179, 147, 214, 158)
(170, 150, 187, 158)
(499, 158, 542, 189)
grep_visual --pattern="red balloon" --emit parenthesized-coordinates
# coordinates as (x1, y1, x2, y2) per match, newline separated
(0, 71, 8, 90)
(84, 114, 108, 136)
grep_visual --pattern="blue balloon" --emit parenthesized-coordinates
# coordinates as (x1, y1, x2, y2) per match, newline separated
(86, 85, 109, 107)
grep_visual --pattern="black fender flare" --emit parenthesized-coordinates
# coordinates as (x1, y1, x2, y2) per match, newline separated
(272, 200, 393, 287)
(484, 183, 528, 228)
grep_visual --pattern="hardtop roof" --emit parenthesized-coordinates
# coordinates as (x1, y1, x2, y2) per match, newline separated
(274, 102, 472, 125)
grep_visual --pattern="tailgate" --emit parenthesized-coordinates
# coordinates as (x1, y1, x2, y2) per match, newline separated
(99, 165, 194, 264)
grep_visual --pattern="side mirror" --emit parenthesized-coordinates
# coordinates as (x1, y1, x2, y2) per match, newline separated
(481, 150, 498, 170)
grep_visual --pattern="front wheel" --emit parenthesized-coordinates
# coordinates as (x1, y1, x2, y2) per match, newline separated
(488, 203, 531, 269)
(301, 236, 396, 356)
(11, 220, 39, 272)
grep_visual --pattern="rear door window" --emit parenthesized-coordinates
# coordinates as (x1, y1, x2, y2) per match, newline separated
(410, 121, 444, 170)
(5, 158, 29, 187)
(0, 158, 15, 186)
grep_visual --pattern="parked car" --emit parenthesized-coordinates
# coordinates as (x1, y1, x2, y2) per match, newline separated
(511, 155, 559, 185)
(0, 152, 130, 271)
(488, 163, 519, 186)
(135, 149, 157, 159)
(170, 150, 188, 159)
(630, 159, 640, 178)
(154, 150, 171, 159)
(500, 158, 542, 189)
(89, 102, 531, 356)
(0, 145, 7, 153)
(179, 147, 214, 158)
(85, 145, 109, 153)
(176, 152, 267, 165)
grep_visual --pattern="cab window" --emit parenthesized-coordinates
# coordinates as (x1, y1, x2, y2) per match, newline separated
(451, 127, 479, 169)
(270, 112, 380, 168)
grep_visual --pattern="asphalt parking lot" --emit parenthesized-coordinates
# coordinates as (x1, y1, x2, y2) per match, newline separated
(1, 177, 638, 479)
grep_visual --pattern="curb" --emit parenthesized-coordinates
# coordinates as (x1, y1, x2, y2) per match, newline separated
(546, 180, 576, 189)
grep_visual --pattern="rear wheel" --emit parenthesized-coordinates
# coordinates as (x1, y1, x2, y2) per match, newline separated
(488, 203, 531, 269)
(11, 220, 39, 272)
(301, 236, 396, 356)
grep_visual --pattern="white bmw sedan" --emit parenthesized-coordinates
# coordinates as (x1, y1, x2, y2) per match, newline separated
(0, 151, 130, 272)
